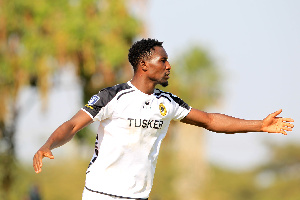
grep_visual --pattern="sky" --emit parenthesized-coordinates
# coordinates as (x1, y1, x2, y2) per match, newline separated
(146, 0, 300, 170)
(16, 0, 300, 171)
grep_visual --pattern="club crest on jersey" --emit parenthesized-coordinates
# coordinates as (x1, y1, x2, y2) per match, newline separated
(159, 103, 167, 116)
(88, 95, 100, 105)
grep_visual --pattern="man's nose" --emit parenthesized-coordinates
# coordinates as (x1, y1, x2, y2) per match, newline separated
(166, 61, 171, 69)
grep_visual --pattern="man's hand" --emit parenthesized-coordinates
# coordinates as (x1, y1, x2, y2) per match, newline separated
(32, 110, 93, 174)
(262, 109, 294, 135)
(33, 147, 54, 174)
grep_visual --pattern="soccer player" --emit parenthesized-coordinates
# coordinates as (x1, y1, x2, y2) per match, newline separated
(33, 38, 294, 200)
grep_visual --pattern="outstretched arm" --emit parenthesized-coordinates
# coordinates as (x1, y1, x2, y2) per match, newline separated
(33, 110, 93, 173)
(181, 108, 294, 134)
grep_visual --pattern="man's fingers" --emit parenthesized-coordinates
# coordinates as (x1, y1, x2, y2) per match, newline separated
(33, 150, 54, 173)
(44, 152, 54, 159)
(272, 109, 282, 117)
(280, 130, 287, 135)
(281, 118, 294, 123)
(283, 122, 294, 128)
(278, 121, 294, 133)
(276, 124, 293, 135)
(33, 159, 38, 173)
(265, 110, 294, 135)
(282, 126, 293, 131)
(33, 153, 43, 173)
(35, 168, 42, 174)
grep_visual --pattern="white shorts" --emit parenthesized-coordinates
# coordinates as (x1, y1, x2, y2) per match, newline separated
(82, 187, 148, 200)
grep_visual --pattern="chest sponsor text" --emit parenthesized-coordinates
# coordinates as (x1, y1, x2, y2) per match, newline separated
(128, 118, 164, 129)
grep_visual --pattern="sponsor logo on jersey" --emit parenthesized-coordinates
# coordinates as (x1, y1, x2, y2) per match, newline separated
(159, 103, 167, 116)
(88, 95, 100, 105)
(128, 118, 164, 129)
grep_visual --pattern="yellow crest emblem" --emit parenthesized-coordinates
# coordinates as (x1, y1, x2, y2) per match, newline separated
(159, 103, 167, 116)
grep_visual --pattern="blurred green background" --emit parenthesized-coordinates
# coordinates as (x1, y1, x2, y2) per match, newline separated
(1, 0, 299, 199)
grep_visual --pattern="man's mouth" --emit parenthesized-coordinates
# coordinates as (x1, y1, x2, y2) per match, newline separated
(165, 72, 170, 78)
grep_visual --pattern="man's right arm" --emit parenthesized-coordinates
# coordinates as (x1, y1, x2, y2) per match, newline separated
(33, 110, 93, 173)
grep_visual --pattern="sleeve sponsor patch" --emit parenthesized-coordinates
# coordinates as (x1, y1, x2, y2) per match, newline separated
(88, 95, 100, 105)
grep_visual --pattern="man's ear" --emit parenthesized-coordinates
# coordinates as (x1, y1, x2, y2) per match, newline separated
(140, 60, 148, 72)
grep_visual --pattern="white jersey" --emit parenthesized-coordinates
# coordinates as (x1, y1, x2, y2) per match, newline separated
(81, 81, 191, 199)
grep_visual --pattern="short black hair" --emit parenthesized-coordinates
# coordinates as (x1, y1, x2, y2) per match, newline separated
(128, 38, 163, 72)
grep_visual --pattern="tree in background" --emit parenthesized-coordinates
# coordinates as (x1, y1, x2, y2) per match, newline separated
(253, 142, 300, 200)
(199, 141, 300, 200)
(1, 1, 223, 199)
(0, 0, 141, 199)
(167, 46, 221, 109)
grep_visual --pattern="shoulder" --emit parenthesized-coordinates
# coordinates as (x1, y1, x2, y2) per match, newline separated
(98, 83, 132, 99)
(103, 82, 132, 94)
(154, 89, 190, 110)
(88, 83, 133, 106)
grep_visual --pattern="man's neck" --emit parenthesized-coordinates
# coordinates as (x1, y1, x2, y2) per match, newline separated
(130, 76, 156, 95)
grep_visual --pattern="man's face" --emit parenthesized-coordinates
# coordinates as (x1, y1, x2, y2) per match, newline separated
(145, 46, 171, 87)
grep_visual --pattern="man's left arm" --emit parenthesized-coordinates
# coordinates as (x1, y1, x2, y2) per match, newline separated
(180, 108, 294, 135)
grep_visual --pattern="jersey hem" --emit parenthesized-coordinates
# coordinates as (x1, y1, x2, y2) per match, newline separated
(84, 186, 149, 200)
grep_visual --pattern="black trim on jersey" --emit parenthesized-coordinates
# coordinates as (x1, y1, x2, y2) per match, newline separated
(85, 186, 148, 200)
(155, 94, 172, 102)
(169, 94, 190, 110)
(87, 134, 99, 169)
(117, 90, 135, 100)
(154, 90, 190, 110)
(100, 83, 132, 106)
(83, 83, 132, 118)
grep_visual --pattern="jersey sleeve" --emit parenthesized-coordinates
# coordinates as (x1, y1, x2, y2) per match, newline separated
(170, 94, 192, 121)
(81, 89, 114, 121)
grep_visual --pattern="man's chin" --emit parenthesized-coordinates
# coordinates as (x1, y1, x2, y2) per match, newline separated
(160, 81, 169, 87)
